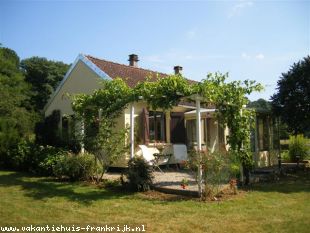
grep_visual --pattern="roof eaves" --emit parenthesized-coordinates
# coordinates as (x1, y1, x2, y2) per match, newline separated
(43, 54, 112, 113)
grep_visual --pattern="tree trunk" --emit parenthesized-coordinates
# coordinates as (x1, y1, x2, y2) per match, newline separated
(243, 164, 250, 185)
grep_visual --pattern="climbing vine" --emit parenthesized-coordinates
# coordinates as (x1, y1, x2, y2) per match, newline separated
(72, 78, 132, 121)
(134, 74, 192, 110)
(71, 73, 263, 179)
(199, 73, 263, 177)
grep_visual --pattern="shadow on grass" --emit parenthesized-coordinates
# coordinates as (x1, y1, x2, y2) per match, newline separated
(0, 171, 134, 205)
(248, 169, 310, 193)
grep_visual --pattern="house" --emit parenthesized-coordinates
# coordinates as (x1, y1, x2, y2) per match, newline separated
(44, 54, 228, 166)
(44, 54, 278, 167)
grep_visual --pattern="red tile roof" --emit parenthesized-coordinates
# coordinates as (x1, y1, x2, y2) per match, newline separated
(85, 55, 169, 88)
(85, 55, 199, 107)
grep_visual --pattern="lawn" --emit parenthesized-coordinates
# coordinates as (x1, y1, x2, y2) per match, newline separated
(0, 169, 309, 233)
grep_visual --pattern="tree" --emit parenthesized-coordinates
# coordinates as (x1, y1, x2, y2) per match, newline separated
(0, 47, 35, 167)
(248, 98, 272, 111)
(20, 57, 69, 111)
(271, 56, 310, 136)
(72, 79, 131, 182)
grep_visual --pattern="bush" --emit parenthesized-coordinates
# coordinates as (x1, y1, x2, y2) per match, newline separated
(281, 150, 290, 162)
(7, 139, 34, 170)
(188, 150, 233, 199)
(53, 152, 96, 181)
(38, 147, 69, 176)
(126, 157, 153, 192)
(2, 138, 96, 181)
(5, 140, 69, 176)
(289, 135, 309, 162)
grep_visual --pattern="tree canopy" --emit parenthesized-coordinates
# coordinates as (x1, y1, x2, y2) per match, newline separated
(248, 98, 272, 112)
(271, 56, 310, 136)
(0, 47, 35, 162)
(21, 57, 70, 111)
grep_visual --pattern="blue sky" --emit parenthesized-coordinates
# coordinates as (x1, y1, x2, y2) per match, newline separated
(1, 0, 309, 101)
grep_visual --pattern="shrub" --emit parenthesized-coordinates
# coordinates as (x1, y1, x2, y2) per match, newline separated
(281, 150, 290, 162)
(5, 140, 69, 176)
(38, 147, 69, 176)
(188, 150, 232, 199)
(53, 152, 96, 181)
(83, 118, 129, 183)
(289, 135, 309, 162)
(126, 157, 153, 192)
(7, 139, 33, 170)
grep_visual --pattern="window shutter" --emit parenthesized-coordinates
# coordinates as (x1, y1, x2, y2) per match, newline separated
(140, 108, 150, 145)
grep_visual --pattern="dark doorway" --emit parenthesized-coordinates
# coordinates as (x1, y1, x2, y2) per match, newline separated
(170, 112, 186, 144)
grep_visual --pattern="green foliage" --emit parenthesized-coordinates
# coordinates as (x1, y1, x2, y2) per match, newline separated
(72, 79, 131, 181)
(126, 157, 153, 192)
(288, 135, 309, 162)
(202, 151, 230, 198)
(248, 98, 272, 112)
(85, 118, 129, 182)
(271, 56, 310, 136)
(188, 150, 235, 199)
(35, 110, 62, 146)
(72, 78, 132, 120)
(281, 150, 290, 162)
(5, 139, 34, 170)
(1, 138, 68, 176)
(35, 111, 81, 152)
(53, 152, 96, 181)
(20, 56, 69, 111)
(37, 147, 69, 176)
(0, 47, 20, 76)
(197, 73, 263, 171)
(134, 74, 192, 110)
(229, 152, 242, 178)
(72, 71, 262, 180)
(0, 47, 36, 164)
(2, 135, 95, 180)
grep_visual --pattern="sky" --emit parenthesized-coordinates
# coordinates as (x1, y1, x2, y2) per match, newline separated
(0, 0, 309, 101)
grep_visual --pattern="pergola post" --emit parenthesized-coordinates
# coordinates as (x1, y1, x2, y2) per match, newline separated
(196, 96, 203, 197)
(254, 116, 259, 166)
(80, 116, 85, 154)
(130, 103, 135, 159)
(239, 105, 247, 184)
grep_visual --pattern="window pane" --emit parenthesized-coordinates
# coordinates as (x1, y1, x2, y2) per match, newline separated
(263, 117, 269, 150)
(259, 118, 264, 150)
(148, 111, 165, 142)
(149, 113, 155, 141)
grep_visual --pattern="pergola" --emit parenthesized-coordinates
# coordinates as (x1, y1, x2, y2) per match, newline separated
(73, 74, 262, 196)
(128, 94, 205, 195)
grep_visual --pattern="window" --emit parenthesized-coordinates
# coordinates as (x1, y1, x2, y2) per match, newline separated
(258, 116, 270, 151)
(263, 117, 270, 150)
(186, 119, 206, 146)
(186, 119, 196, 146)
(218, 120, 225, 144)
(149, 111, 166, 142)
(62, 115, 70, 141)
(61, 115, 78, 145)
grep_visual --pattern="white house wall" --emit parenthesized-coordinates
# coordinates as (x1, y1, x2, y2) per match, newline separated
(45, 60, 107, 117)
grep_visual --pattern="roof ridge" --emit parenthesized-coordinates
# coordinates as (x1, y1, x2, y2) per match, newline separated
(85, 55, 168, 77)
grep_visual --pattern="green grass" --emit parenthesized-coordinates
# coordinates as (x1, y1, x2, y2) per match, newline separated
(0, 170, 309, 233)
